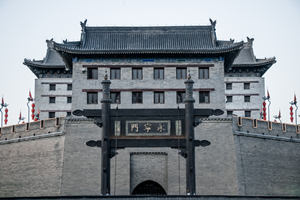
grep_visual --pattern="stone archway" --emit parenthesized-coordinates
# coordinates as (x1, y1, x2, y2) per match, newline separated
(132, 180, 167, 195)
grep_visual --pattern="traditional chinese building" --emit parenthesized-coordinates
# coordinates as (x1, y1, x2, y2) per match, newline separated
(24, 20, 275, 120)
(2, 19, 298, 198)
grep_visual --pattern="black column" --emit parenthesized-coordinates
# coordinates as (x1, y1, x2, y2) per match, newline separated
(101, 72, 112, 195)
(184, 73, 196, 195)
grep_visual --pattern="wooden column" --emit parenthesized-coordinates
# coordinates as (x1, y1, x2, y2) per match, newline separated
(184, 73, 196, 195)
(101, 72, 112, 195)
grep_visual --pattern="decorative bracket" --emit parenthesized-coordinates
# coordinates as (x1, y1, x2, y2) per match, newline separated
(179, 149, 187, 158)
(94, 117, 103, 127)
(193, 117, 202, 127)
(109, 148, 118, 158)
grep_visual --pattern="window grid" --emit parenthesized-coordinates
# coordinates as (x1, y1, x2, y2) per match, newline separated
(176, 68, 187, 79)
(154, 92, 164, 104)
(87, 92, 98, 104)
(245, 111, 251, 117)
(49, 84, 56, 91)
(87, 68, 98, 80)
(111, 92, 121, 104)
(49, 112, 55, 118)
(154, 68, 164, 79)
(177, 92, 185, 104)
(110, 68, 121, 80)
(227, 111, 233, 116)
(199, 68, 209, 79)
(132, 68, 142, 80)
(49, 97, 55, 104)
(67, 97, 72, 103)
(227, 96, 233, 103)
(199, 92, 210, 103)
(67, 84, 72, 91)
(226, 83, 232, 90)
(132, 92, 143, 104)
(244, 83, 250, 90)
(244, 96, 250, 102)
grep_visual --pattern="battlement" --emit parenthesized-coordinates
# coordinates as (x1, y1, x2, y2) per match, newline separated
(0, 117, 65, 143)
(233, 116, 300, 142)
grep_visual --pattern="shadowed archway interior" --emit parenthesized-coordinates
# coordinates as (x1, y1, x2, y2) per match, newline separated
(132, 180, 167, 195)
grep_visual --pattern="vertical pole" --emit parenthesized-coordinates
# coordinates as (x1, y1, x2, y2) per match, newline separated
(101, 72, 112, 195)
(0, 108, 3, 127)
(184, 72, 196, 195)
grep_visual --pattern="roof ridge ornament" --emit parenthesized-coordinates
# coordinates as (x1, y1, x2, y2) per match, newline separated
(46, 38, 54, 49)
(246, 37, 254, 47)
(209, 18, 216, 31)
(80, 19, 87, 32)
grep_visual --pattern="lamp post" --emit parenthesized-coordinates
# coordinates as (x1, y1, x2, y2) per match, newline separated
(0, 97, 9, 127)
(262, 90, 271, 121)
(273, 110, 281, 123)
(27, 91, 34, 123)
(18, 111, 25, 124)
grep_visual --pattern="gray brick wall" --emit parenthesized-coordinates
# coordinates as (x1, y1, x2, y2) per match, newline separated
(195, 118, 239, 195)
(60, 118, 102, 196)
(0, 136, 64, 197)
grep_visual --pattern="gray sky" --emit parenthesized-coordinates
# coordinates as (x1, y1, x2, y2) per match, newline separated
(0, 0, 299, 125)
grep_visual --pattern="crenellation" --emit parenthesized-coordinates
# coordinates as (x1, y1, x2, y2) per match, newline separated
(0, 117, 65, 142)
(233, 116, 300, 139)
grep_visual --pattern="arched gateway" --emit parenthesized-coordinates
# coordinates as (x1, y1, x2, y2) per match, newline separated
(132, 180, 167, 195)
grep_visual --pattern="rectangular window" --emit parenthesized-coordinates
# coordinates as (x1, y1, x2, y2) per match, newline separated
(227, 111, 233, 116)
(87, 92, 98, 104)
(67, 84, 72, 91)
(132, 92, 143, 103)
(111, 92, 121, 104)
(154, 92, 164, 104)
(226, 83, 232, 90)
(67, 112, 71, 117)
(226, 96, 233, 103)
(49, 97, 55, 104)
(87, 68, 98, 79)
(199, 68, 209, 79)
(177, 91, 185, 104)
(154, 68, 164, 79)
(245, 111, 251, 118)
(110, 68, 121, 80)
(244, 83, 250, 90)
(199, 91, 210, 103)
(49, 84, 56, 91)
(176, 68, 187, 79)
(244, 96, 250, 102)
(132, 68, 142, 80)
(49, 112, 55, 118)
(67, 97, 72, 103)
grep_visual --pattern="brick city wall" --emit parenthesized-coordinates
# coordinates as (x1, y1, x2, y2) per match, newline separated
(0, 117, 66, 197)
(232, 116, 300, 196)
(0, 116, 299, 197)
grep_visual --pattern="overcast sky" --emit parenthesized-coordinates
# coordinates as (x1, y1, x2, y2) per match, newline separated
(0, 0, 299, 125)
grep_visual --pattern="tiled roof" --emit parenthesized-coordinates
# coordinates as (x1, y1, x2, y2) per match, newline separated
(233, 37, 276, 67)
(51, 23, 243, 54)
(24, 48, 65, 68)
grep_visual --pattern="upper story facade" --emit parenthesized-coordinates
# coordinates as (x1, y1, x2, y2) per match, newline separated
(24, 19, 276, 120)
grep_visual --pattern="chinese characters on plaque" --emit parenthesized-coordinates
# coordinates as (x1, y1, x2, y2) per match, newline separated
(125, 120, 170, 136)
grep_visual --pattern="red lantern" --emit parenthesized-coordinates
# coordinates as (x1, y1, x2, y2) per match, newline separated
(290, 106, 294, 123)
(4, 108, 8, 125)
(262, 102, 267, 120)
(31, 103, 35, 120)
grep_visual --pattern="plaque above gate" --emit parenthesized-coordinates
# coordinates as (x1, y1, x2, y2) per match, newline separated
(126, 120, 170, 136)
